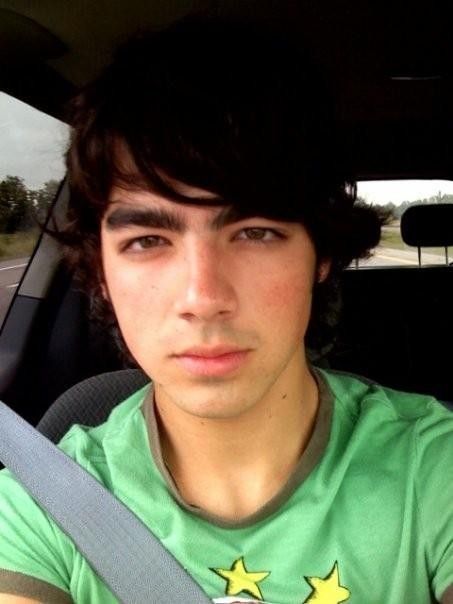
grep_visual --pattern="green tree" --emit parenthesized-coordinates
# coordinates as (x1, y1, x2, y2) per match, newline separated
(0, 175, 33, 233)
(31, 179, 60, 223)
(379, 201, 397, 221)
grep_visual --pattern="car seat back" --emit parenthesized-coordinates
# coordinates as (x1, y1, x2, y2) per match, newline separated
(37, 369, 149, 442)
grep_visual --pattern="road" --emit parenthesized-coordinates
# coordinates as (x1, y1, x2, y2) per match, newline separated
(0, 257, 29, 321)
(360, 246, 449, 267)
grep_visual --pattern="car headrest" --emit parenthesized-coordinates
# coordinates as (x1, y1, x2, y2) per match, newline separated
(401, 204, 453, 247)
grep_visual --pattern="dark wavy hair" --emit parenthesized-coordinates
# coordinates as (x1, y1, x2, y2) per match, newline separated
(59, 14, 387, 362)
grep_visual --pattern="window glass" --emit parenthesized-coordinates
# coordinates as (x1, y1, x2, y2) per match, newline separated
(355, 180, 453, 267)
(0, 92, 69, 324)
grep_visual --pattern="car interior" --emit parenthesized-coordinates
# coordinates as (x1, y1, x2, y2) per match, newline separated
(1, 0, 453, 435)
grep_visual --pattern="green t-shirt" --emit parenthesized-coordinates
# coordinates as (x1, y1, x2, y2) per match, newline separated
(0, 369, 452, 604)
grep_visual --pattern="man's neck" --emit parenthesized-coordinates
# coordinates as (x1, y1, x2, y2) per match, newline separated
(153, 361, 319, 522)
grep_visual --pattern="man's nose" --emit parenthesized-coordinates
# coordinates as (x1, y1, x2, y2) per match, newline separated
(174, 240, 237, 321)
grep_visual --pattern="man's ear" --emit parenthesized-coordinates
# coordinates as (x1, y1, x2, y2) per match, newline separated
(100, 281, 111, 302)
(316, 259, 331, 283)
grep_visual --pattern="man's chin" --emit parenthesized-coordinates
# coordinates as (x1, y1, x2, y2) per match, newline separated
(159, 386, 258, 421)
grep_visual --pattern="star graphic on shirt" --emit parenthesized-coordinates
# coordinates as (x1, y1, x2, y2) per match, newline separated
(211, 556, 270, 600)
(303, 561, 350, 603)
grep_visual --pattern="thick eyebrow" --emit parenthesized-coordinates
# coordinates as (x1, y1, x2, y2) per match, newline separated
(104, 204, 245, 233)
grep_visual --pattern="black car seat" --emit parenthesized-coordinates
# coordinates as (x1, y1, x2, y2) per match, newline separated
(37, 369, 149, 443)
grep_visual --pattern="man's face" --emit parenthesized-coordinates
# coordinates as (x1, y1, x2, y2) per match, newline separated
(101, 183, 327, 420)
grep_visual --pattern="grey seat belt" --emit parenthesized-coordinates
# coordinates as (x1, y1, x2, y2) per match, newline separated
(0, 401, 211, 604)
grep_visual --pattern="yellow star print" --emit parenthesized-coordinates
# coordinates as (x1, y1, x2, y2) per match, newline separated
(304, 561, 350, 603)
(211, 556, 270, 600)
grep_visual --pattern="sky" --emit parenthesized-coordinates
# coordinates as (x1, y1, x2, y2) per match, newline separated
(0, 92, 69, 190)
(2, 91, 453, 203)
(358, 179, 453, 205)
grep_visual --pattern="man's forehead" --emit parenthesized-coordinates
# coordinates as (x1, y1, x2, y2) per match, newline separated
(108, 183, 230, 214)
(110, 140, 223, 203)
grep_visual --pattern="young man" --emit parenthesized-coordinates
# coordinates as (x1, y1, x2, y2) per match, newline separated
(0, 15, 452, 604)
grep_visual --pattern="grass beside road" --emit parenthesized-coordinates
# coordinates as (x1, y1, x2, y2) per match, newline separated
(380, 226, 452, 257)
(0, 230, 40, 260)
(381, 228, 405, 250)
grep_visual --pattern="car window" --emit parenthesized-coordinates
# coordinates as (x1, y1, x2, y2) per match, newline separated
(0, 92, 69, 326)
(354, 179, 453, 268)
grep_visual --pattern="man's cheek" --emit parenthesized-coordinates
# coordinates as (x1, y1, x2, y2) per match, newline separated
(262, 280, 312, 314)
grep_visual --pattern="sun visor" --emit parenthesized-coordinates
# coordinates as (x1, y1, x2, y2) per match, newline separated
(0, 8, 66, 64)
(401, 203, 453, 247)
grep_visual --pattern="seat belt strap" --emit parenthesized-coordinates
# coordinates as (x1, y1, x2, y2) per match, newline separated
(0, 402, 210, 604)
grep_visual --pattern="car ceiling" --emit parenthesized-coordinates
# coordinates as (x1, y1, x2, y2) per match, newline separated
(1, 0, 453, 180)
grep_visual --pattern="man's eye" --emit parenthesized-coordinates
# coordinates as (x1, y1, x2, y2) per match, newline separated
(237, 228, 283, 242)
(124, 236, 166, 251)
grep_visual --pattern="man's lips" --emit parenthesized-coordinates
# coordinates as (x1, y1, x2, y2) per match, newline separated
(172, 347, 251, 376)
(174, 345, 247, 358)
